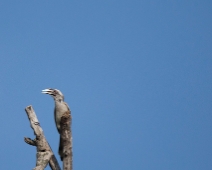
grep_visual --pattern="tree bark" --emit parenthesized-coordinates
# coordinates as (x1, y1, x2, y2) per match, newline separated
(60, 111, 73, 170)
(24, 105, 61, 170)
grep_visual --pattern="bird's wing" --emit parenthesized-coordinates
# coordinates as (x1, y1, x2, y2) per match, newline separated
(54, 107, 60, 133)
(64, 102, 71, 113)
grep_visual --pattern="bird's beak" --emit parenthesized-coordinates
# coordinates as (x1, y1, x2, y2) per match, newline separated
(42, 88, 53, 95)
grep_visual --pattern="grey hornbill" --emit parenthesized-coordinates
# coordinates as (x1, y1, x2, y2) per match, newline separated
(42, 88, 71, 161)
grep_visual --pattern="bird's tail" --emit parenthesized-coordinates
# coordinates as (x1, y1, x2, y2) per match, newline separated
(59, 136, 63, 161)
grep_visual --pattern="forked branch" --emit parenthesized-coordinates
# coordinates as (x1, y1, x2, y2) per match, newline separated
(24, 105, 61, 170)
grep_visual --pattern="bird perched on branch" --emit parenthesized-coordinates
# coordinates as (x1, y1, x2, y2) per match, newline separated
(42, 88, 71, 161)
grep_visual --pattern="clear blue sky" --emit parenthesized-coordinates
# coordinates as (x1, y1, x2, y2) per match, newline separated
(0, 1, 211, 170)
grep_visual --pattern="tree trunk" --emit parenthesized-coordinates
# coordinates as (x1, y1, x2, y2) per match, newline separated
(60, 111, 73, 170)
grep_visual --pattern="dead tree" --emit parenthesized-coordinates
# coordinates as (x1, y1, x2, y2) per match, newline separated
(24, 105, 61, 170)
(60, 111, 73, 170)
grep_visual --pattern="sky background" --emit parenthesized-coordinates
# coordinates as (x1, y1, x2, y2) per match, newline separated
(0, 1, 211, 170)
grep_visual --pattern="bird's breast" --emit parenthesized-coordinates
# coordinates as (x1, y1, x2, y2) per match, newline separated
(54, 102, 69, 131)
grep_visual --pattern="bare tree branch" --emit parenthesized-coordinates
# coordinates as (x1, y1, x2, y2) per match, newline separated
(34, 151, 52, 170)
(60, 111, 73, 170)
(24, 105, 61, 170)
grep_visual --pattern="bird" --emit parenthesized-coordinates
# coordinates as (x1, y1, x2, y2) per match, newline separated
(42, 88, 71, 161)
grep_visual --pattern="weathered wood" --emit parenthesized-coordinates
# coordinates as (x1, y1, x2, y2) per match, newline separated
(34, 151, 52, 170)
(49, 155, 62, 170)
(60, 111, 73, 170)
(24, 105, 61, 170)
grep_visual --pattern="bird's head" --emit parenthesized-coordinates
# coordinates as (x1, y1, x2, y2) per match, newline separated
(42, 88, 64, 101)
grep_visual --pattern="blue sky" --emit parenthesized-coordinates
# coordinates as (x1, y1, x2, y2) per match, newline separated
(0, 1, 211, 170)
